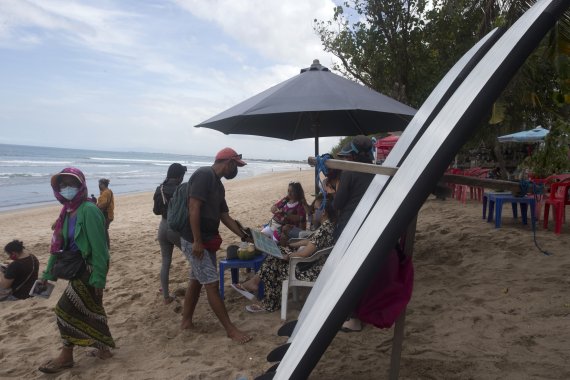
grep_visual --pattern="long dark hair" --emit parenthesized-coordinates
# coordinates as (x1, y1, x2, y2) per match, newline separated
(289, 182, 306, 203)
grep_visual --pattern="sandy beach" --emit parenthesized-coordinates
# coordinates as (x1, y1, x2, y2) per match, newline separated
(1, 169, 569, 379)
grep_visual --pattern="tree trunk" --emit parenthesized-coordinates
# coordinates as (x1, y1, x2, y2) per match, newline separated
(493, 142, 508, 180)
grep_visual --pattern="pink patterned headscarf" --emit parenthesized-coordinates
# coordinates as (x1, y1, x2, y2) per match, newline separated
(50, 167, 89, 253)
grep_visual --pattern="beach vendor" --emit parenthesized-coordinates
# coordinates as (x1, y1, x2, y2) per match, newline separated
(0, 239, 39, 301)
(153, 162, 187, 304)
(97, 178, 114, 248)
(179, 147, 252, 344)
(38, 167, 115, 374)
(333, 135, 376, 332)
(237, 194, 336, 313)
(261, 182, 308, 240)
(333, 135, 376, 241)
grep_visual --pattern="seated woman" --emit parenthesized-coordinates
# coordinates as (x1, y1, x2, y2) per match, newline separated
(261, 182, 308, 240)
(239, 194, 336, 313)
(1, 239, 39, 301)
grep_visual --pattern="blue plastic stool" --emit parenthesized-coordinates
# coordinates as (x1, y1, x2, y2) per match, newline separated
(219, 255, 265, 299)
(482, 191, 511, 219)
(487, 194, 536, 228)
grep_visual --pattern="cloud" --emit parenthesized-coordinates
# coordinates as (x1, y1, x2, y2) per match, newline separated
(0, 0, 344, 160)
(174, 0, 337, 65)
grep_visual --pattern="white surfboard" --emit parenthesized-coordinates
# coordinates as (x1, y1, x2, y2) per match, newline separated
(264, 1, 569, 378)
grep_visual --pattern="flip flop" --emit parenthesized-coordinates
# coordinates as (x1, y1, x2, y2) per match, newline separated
(231, 283, 255, 300)
(245, 304, 268, 313)
(340, 318, 363, 333)
(38, 359, 74, 374)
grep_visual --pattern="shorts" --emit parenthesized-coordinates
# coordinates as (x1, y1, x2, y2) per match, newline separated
(181, 237, 218, 284)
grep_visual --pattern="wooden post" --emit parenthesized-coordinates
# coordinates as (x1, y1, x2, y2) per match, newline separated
(389, 215, 417, 380)
(308, 157, 522, 194)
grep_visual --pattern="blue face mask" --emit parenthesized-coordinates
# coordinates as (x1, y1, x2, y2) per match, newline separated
(59, 186, 79, 201)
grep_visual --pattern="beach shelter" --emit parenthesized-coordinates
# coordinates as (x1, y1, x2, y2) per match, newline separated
(375, 134, 400, 162)
(497, 126, 550, 143)
(195, 60, 416, 158)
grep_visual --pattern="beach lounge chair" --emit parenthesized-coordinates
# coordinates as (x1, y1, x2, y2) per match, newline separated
(280, 245, 333, 321)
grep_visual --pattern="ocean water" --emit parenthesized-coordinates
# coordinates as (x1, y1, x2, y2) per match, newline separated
(0, 144, 309, 211)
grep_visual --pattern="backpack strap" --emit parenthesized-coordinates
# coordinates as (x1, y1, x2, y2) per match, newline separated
(160, 184, 167, 205)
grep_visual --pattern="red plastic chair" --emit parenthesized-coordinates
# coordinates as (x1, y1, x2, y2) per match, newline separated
(543, 178, 570, 234)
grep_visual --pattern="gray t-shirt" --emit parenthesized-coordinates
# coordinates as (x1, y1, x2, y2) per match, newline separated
(181, 166, 229, 242)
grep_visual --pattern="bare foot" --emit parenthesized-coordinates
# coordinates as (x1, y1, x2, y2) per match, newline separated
(240, 280, 257, 293)
(180, 319, 195, 330)
(163, 296, 175, 305)
(227, 327, 252, 344)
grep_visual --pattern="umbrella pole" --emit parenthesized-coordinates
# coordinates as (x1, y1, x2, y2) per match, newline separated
(314, 123, 320, 195)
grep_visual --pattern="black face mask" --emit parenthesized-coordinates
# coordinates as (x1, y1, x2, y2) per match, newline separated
(224, 163, 238, 180)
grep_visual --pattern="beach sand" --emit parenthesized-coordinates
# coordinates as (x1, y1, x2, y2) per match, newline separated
(0, 169, 569, 379)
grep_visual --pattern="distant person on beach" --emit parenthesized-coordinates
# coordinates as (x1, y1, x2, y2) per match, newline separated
(0, 239, 39, 301)
(236, 194, 336, 313)
(179, 148, 252, 344)
(38, 167, 115, 374)
(153, 163, 187, 304)
(261, 181, 309, 240)
(97, 178, 114, 248)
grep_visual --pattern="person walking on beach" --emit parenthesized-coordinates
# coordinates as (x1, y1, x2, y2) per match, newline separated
(0, 239, 39, 301)
(153, 163, 187, 304)
(180, 148, 252, 344)
(39, 167, 115, 374)
(97, 178, 114, 248)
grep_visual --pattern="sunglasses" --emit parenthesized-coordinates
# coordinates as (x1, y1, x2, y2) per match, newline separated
(232, 154, 242, 160)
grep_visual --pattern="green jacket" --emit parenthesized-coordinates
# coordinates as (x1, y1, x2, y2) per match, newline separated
(42, 201, 110, 288)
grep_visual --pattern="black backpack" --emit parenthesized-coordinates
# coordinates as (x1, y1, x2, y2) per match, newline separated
(152, 185, 168, 217)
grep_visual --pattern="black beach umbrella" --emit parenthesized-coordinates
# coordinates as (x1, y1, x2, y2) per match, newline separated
(196, 60, 416, 157)
(196, 60, 416, 192)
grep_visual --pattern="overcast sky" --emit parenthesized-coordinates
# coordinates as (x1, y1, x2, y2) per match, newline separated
(0, 0, 344, 160)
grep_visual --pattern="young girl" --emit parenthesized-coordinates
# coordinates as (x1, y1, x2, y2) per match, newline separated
(262, 182, 308, 240)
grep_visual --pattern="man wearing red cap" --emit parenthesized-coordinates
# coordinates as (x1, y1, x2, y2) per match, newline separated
(180, 147, 252, 344)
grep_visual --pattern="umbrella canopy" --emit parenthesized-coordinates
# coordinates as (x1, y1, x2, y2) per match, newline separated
(498, 126, 549, 143)
(195, 60, 416, 154)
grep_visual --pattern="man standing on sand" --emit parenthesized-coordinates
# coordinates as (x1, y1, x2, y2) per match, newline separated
(180, 147, 252, 344)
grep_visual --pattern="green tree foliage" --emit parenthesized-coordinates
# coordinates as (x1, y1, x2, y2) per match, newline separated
(317, 0, 570, 172)
(521, 119, 570, 178)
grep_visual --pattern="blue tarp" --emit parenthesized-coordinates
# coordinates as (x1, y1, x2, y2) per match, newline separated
(497, 126, 549, 143)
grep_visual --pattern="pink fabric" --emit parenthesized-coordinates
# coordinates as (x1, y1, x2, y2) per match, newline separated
(355, 249, 414, 329)
(50, 167, 89, 253)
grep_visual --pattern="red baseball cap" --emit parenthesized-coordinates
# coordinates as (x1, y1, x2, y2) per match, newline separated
(215, 147, 247, 167)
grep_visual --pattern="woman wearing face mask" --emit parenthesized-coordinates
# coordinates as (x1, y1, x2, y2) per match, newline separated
(236, 194, 337, 313)
(152, 163, 187, 304)
(38, 167, 115, 374)
(0, 240, 39, 301)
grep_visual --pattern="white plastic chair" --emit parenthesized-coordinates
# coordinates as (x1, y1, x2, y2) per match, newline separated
(280, 246, 333, 321)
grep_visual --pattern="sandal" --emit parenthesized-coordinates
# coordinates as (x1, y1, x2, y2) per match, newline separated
(245, 304, 268, 313)
(38, 359, 74, 374)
